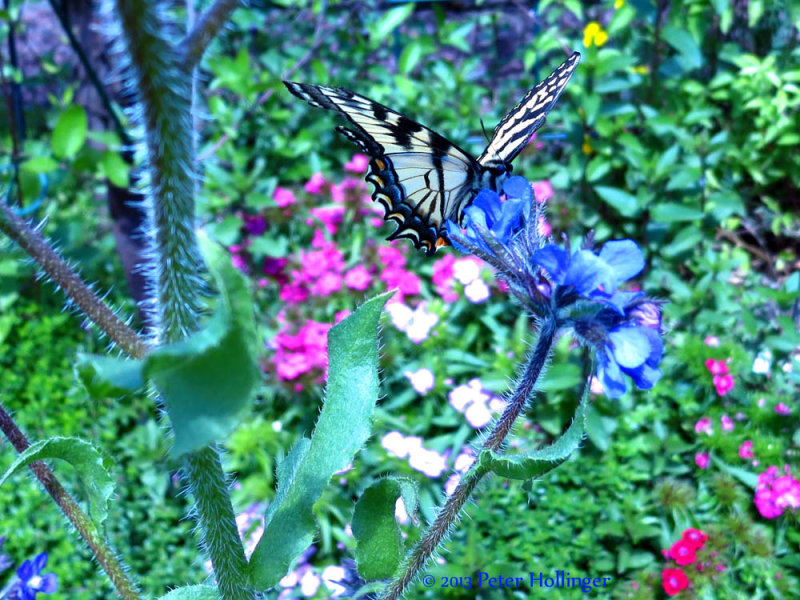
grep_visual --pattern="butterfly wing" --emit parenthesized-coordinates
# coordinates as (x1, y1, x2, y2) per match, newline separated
(477, 51, 581, 168)
(283, 82, 481, 254)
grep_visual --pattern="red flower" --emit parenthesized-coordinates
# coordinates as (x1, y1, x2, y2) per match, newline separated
(669, 539, 697, 566)
(662, 568, 689, 596)
(681, 528, 708, 550)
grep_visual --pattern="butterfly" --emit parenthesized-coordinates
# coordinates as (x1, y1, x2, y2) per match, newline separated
(284, 51, 580, 255)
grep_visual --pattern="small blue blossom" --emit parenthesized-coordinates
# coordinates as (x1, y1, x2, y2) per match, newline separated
(596, 316, 663, 398)
(15, 553, 58, 600)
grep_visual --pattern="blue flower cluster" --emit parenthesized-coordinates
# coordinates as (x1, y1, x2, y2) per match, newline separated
(0, 540, 58, 600)
(446, 177, 663, 398)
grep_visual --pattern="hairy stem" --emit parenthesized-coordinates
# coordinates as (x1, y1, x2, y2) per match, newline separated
(0, 201, 149, 359)
(114, 2, 251, 598)
(116, 0, 203, 341)
(0, 404, 142, 600)
(383, 317, 557, 600)
(184, 447, 252, 600)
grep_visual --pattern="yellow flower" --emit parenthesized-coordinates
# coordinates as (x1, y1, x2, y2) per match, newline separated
(583, 22, 609, 48)
(631, 65, 649, 74)
(614, 0, 625, 9)
(582, 135, 593, 155)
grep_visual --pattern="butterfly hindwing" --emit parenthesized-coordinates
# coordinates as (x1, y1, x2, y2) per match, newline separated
(284, 81, 480, 254)
(477, 51, 581, 167)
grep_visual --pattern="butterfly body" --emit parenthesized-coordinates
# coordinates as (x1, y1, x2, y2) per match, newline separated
(285, 51, 580, 255)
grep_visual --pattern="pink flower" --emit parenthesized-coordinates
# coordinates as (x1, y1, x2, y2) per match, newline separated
(713, 374, 734, 395)
(310, 205, 346, 235)
(231, 252, 248, 274)
(739, 440, 754, 459)
(720, 414, 734, 432)
(705, 358, 729, 375)
(377, 245, 406, 268)
(775, 402, 791, 415)
(681, 528, 708, 550)
(280, 280, 309, 304)
(263, 257, 287, 276)
(669, 539, 698, 565)
(695, 452, 710, 469)
(432, 254, 459, 302)
(344, 154, 369, 173)
(334, 309, 350, 323)
(695, 417, 714, 436)
(344, 265, 372, 291)
(537, 214, 551, 237)
(274, 186, 296, 207)
(531, 180, 553, 203)
(304, 172, 327, 194)
(754, 466, 800, 519)
(310, 271, 342, 296)
(704, 336, 720, 347)
(661, 568, 689, 596)
(380, 267, 421, 298)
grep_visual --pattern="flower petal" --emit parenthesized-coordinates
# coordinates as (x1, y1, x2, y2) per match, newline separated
(598, 239, 645, 282)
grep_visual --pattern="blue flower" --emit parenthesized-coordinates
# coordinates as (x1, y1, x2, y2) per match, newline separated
(16, 553, 58, 600)
(533, 239, 663, 397)
(531, 239, 645, 304)
(446, 176, 531, 255)
(445, 176, 550, 311)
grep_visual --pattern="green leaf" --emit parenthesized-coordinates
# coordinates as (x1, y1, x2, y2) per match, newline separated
(76, 353, 145, 399)
(22, 156, 59, 174)
(52, 104, 88, 159)
(353, 478, 418, 580)
(371, 4, 415, 46)
(101, 150, 130, 188)
(159, 586, 219, 600)
(0, 437, 115, 529)
(594, 186, 639, 217)
(651, 202, 704, 223)
(479, 381, 589, 480)
(712, 456, 758, 489)
(148, 233, 260, 456)
(662, 27, 702, 70)
(249, 293, 392, 590)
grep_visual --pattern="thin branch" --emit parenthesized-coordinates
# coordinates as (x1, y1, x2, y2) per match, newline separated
(0, 404, 142, 600)
(0, 201, 149, 359)
(47, 0, 133, 148)
(179, 0, 241, 71)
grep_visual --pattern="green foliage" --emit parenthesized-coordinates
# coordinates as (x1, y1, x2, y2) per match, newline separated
(249, 293, 390, 589)
(0, 437, 115, 530)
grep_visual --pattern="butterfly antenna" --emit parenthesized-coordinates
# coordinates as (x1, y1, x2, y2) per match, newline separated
(479, 118, 491, 143)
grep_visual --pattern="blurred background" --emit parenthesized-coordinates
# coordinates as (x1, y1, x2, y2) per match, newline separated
(1, 0, 799, 598)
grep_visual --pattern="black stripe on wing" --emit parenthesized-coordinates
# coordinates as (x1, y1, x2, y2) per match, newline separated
(283, 81, 481, 254)
(477, 51, 580, 167)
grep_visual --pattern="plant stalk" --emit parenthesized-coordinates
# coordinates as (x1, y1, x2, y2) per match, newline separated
(383, 317, 557, 600)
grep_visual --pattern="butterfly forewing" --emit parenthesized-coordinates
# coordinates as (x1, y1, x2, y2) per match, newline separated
(284, 81, 481, 254)
(477, 51, 581, 168)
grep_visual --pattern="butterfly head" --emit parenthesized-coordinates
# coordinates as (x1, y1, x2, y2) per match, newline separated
(480, 160, 514, 193)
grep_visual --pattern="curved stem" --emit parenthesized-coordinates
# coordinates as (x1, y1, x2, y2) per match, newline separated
(0, 201, 149, 359)
(0, 405, 142, 600)
(383, 317, 557, 600)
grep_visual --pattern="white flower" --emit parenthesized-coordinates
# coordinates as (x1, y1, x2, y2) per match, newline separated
(464, 278, 490, 303)
(752, 349, 772, 374)
(453, 257, 482, 284)
(404, 367, 435, 394)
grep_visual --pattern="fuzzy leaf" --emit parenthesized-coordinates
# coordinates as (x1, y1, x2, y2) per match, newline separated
(480, 382, 589, 480)
(76, 353, 144, 399)
(52, 104, 88, 159)
(352, 478, 418, 580)
(159, 586, 219, 600)
(148, 234, 260, 456)
(249, 293, 391, 590)
(0, 437, 115, 529)
(75, 235, 260, 457)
